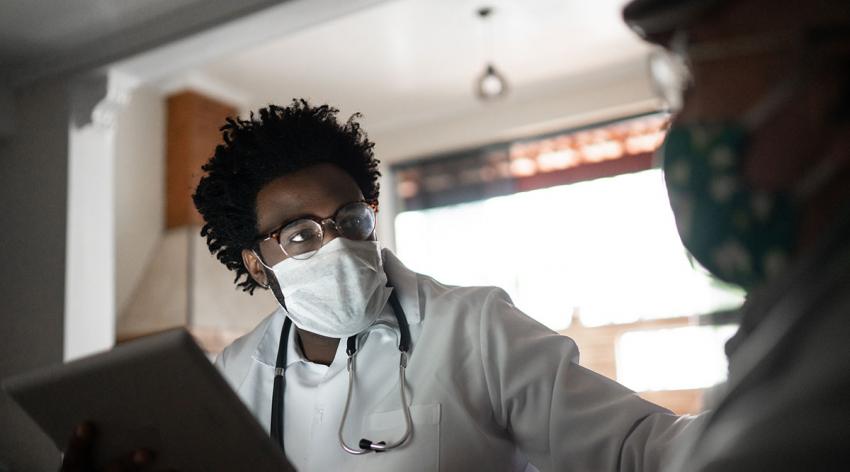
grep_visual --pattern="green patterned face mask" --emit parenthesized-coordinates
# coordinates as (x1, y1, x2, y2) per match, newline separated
(657, 72, 833, 290)
(658, 35, 849, 290)
(661, 124, 797, 289)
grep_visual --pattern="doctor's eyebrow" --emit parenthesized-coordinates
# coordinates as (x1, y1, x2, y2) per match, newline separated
(262, 212, 309, 234)
(256, 201, 308, 235)
(261, 199, 366, 236)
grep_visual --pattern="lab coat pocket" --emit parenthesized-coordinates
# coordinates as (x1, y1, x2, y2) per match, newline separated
(355, 403, 441, 472)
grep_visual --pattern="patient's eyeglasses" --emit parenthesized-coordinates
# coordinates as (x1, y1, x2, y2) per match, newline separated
(648, 29, 801, 112)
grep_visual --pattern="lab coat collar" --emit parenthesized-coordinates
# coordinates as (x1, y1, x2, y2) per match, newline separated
(251, 247, 422, 368)
(382, 248, 422, 326)
(253, 308, 300, 369)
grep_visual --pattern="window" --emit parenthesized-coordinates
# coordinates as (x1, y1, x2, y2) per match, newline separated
(392, 115, 744, 407)
(616, 325, 738, 391)
(395, 168, 744, 331)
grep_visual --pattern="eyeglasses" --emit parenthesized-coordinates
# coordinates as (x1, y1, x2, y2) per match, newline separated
(257, 201, 377, 261)
(648, 30, 800, 112)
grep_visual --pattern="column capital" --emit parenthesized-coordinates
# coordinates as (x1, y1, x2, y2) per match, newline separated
(70, 70, 140, 130)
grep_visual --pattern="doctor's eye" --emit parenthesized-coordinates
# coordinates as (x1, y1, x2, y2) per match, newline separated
(279, 219, 325, 259)
(336, 202, 376, 240)
(287, 227, 321, 244)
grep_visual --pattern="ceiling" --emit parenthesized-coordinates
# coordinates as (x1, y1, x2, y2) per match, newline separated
(0, 0, 195, 66)
(190, 0, 651, 134)
(0, 0, 655, 159)
(0, 0, 285, 85)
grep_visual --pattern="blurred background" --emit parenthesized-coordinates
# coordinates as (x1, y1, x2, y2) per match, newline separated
(1, 0, 743, 469)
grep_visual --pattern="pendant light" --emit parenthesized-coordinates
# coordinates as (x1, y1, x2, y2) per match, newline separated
(476, 6, 509, 101)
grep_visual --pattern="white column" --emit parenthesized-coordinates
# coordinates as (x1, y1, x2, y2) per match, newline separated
(64, 70, 138, 361)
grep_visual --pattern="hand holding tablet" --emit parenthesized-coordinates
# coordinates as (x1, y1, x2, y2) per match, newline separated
(3, 329, 293, 472)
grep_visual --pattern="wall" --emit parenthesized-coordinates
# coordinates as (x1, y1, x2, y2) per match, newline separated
(0, 77, 68, 472)
(114, 86, 166, 314)
(0, 86, 13, 138)
(116, 90, 276, 350)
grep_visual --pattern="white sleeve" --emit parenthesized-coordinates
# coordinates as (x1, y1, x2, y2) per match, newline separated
(478, 288, 693, 472)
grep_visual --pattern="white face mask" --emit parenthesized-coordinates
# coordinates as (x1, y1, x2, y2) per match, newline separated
(269, 238, 392, 338)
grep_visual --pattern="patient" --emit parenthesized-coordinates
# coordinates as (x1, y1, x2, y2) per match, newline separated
(622, 0, 850, 469)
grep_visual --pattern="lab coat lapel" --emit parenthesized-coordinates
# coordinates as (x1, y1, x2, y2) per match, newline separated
(241, 307, 300, 431)
(253, 307, 287, 367)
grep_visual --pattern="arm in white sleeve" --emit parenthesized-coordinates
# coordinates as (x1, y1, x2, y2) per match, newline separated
(479, 288, 693, 471)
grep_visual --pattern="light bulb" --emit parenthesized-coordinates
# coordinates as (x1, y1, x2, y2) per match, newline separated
(477, 64, 508, 100)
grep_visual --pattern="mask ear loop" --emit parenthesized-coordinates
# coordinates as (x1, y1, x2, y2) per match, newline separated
(794, 146, 848, 201)
(251, 249, 273, 289)
(794, 36, 850, 200)
(741, 75, 800, 130)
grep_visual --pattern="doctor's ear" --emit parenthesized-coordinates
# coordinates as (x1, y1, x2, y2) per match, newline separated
(242, 249, 270, 289)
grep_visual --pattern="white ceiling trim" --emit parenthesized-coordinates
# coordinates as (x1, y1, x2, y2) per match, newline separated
(156, 72, 254, 110)
(110, 0, 395, 87)
(5, 0, 396, 89)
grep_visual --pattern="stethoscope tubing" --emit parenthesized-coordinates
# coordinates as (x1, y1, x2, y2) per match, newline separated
(271, 284, 413, 456)
(338, 350, 412, 454)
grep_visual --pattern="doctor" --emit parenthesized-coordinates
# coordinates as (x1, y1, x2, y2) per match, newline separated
(191, 100, 690, 471)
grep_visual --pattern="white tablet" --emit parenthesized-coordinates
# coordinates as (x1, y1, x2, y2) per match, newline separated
(2, 328, 293, 471)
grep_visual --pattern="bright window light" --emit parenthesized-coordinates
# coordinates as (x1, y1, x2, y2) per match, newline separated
(616, 325, 738, 391)
(394, 169, 744, 331)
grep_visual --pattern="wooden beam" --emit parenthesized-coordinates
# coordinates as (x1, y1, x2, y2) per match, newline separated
(165, 90, 236, 228)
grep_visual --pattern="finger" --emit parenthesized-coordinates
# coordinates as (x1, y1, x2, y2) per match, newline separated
(61, 422, 96, 471)
(131, 449, 155, 468)
(103, 449, 155, 472)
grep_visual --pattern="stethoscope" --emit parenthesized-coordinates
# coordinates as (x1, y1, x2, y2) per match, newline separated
(270, 284, 413, 456)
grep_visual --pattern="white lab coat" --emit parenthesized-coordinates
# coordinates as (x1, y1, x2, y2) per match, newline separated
(216, 250, 689, 471)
